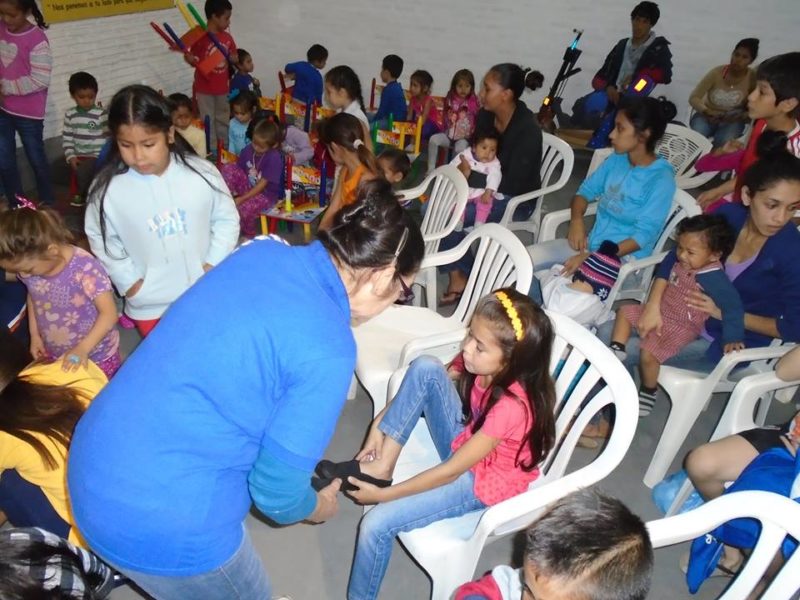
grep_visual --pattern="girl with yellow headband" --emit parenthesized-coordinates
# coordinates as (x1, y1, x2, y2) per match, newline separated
(314, 288, 557, 600)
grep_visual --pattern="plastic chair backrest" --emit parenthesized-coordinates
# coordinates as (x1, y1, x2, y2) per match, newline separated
(450, 224, 533, 325)
(540, 132, 574, 192)
(655, 124, 712, 180)
(648, 491, 800, 600)
(416, 166, 469, 255)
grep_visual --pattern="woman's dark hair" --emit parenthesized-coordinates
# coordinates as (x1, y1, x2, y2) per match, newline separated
(88, 85, 218, 254)
(457, 289, 556, 470)
(317, 178, 424, 279)
(741, 130, 800, 194)
(8, 0, 47, 28)
(617, 96, 670, 152)
(0, 529, 109, 599)
(324, 65, 365, 111)
(0, 208, 73, 262)
(675, 214, 736, 260)
(0, 330, 89, 470)
(377, 148, 411, 179)
(631, 1, 660, 25)
(487, 64, 543, 100)
(410, 70, 433, 92)
(320, 112, 378, 174)
(472, 125, 501, 148)
(230, 89, 257, 113)
(734, 38, 759, 61)
(448, 69, 475, 99)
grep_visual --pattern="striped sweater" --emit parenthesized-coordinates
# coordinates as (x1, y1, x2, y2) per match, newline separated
(63, 106, 108, 160)
(0, 22, 51, 119)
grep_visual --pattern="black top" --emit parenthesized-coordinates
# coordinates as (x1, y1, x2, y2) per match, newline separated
(475, 100, 542, 197)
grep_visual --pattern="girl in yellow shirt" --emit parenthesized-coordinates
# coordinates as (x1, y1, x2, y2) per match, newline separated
(0, 329, 106, 545)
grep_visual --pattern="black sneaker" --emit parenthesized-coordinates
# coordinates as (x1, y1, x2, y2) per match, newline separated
(639, 389, 657, 417)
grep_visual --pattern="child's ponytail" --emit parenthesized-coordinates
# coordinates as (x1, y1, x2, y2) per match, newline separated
(325, 66, 366, 111)
(458, 289, 556, 470)
(320, 112, 378, 175)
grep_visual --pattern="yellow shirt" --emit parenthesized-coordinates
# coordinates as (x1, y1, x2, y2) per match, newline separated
(0, 361, 107, 545)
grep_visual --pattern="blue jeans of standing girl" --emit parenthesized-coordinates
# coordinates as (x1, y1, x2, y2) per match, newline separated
(0, 110, 55, 206)
(347, 356, 486, 600)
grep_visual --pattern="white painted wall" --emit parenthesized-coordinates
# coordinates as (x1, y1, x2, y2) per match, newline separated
(231, 0, 800, 119)
(41, 7, 193, 140)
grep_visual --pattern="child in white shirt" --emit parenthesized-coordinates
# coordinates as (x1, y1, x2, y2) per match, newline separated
(449, 128, 501, 224)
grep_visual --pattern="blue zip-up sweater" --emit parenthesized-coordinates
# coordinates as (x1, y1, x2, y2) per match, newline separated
(68, 239, 356, 576)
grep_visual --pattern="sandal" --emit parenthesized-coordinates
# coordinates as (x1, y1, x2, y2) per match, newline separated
(312, 459, 393, 493)
(438, 290, 464, 307)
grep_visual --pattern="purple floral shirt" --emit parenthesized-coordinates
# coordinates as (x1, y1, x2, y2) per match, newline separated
(21, 246, 119, 362)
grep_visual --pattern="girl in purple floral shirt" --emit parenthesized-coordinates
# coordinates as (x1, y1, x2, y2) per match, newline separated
(0, 206, 120, 377)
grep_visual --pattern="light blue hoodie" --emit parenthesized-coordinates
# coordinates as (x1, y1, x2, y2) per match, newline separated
(85, 154, 240, 320)
(578, 151, 676, 259)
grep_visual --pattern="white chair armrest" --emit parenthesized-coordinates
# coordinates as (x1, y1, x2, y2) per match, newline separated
(538, 204, 598, 243)
(418, 226, 484, 270)
(676, 169, 716, 191)
(603, 252, 667, 308)
(498, 184, 556, 227)
(396, 179, 430, 202)
(398, 328, 466, 369)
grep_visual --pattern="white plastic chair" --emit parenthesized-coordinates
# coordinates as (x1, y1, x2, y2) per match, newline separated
(655, 123, 716, 190)
(385, 311, 639, 600)
(353, 224, 533, 415)
(497, 132, 574, 239)
(644, 342, 796, 487)
(648, 491, 800, 600)
(535, 188, 700, 324)
(397, 165, 469, 309)
(666, 367, 800, 516)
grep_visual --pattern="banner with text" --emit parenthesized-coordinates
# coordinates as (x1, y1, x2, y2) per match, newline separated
(43, 0, 173, 23)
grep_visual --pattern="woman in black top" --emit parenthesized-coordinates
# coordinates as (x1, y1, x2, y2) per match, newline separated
(441, 64, 543, 305)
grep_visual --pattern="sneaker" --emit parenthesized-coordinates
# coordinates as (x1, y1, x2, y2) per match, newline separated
(69, 195, 85, 207)
(609, 342, 627, 361)
(639, 389, 657, 417)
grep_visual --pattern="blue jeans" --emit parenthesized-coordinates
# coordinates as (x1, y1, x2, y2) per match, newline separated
(438, 194, 530, 275)
(347, 357, 486, 600)
(0, 110, 55, 206)
(110, 527, 270, 600)
(689, 113, 746, 148)
(0, 469, 70, 537)
(595, 318, 716, 375)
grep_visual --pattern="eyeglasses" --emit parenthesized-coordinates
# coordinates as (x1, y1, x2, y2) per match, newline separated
(520, 571, 538, 600)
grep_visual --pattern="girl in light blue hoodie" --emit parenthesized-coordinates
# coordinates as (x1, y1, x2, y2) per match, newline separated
(85, 85, 239, 337)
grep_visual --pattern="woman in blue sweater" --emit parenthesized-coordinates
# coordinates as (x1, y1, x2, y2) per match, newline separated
(597, 133, 800, 373)
(67, 179, 424, 600)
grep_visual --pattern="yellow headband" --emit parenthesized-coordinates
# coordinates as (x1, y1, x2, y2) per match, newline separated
(495, 291, 523, 341)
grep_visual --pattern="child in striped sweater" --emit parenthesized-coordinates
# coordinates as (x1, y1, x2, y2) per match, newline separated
(62, 71, 108, 206)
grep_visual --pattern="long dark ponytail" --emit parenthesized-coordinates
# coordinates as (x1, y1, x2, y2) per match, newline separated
(88, 85, 219, 255)
(0, 331, 89, 470)
(325, 65, 366, 111)
(457, 289, 556, 470)
(320, 112, 378, 175)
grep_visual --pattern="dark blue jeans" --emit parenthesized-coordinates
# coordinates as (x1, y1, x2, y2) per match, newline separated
(0, 110, 55, 206)
(0, 469, 70, 537)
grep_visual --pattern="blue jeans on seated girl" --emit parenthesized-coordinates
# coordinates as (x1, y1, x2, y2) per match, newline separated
(0, 469, 70, 538)
(109, 526, 270, 600)
(689, 113, 746, 148)
(347, 356, 486, 600)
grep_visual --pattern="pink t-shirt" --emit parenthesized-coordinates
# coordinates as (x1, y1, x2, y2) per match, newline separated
(451, 378, 540, 506)
(445, 93, 480, 140)
(0, 21, 51, 119)
(20, 246, 119, 363)
(409, 95, 442, 129)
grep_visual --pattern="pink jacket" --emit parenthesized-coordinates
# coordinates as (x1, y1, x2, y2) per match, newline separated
(0, 22, 51, 119)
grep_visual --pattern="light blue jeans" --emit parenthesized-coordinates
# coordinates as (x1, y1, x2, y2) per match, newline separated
(110, 527, 271, 600)
(689, 113, 746, 148)
(347, 356, 486, 600)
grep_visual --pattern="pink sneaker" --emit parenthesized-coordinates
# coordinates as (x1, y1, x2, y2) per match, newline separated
(118, 314, 136, 330)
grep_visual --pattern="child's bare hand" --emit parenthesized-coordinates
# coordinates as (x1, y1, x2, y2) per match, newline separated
(60, 347, 89, 372)
(697, 189, 721, 208)
(68, 157, 79, 170)
(720, 139, 744, 154)
(202, 263, 213, 273)
(479, 191, 493, 204)
(356, 427, 385, 462)
(30, 335, 47, 360)
(560, 252, 589, 277)
(346, 477, 386, 505)
(724, 342, 745, 354)
(252, 77, 260, 87)
(638, 304, 663, 338)
(457, 155, 471, 177)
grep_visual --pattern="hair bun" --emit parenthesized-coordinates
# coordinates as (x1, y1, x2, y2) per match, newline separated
(756, 129, 789, 160)
(655, 96, 677, 122)
(524, 69, 545, 92)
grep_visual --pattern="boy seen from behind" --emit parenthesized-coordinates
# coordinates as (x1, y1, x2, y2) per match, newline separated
(372, 54, 407, 126)
(284, 44, 328, 106)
